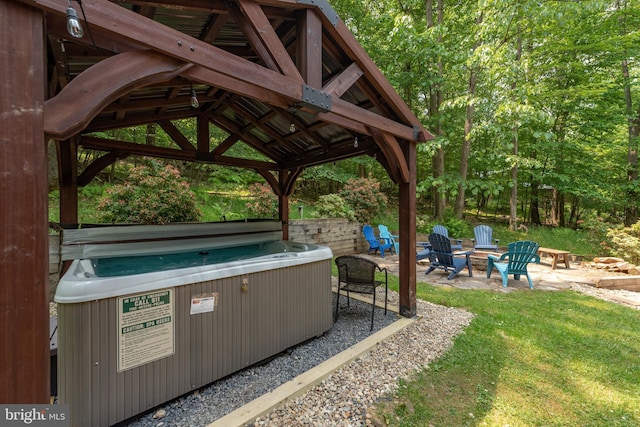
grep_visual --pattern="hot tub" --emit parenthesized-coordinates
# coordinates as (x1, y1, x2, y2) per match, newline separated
(56, 239, 332, 302)
(54, 222, 334, 427)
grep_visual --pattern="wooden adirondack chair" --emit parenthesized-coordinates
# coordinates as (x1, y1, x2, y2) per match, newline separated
(472, 225, 500, 250)
(425, 233, 474, 280)
(432, 224, 463, 250)
(362, 224, 392, 258)
(378, 224, 399, 254)
(487, 240, 540, 288)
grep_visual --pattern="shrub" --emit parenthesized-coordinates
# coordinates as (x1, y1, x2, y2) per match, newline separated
(442, 217, 469, 239)
(606, 222, 640, 264)
(97, 162, 201, 224)
(339, 176, 387, 224)
(245, 183, 278, 218)
(313, 194, 356, 220)
(416, 215, 468, 238)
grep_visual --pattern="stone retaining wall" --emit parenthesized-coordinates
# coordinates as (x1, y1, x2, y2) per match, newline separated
(288, 219, 367, 256)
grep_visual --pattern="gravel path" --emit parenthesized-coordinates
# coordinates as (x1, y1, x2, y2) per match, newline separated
(117, 290, 473, 427)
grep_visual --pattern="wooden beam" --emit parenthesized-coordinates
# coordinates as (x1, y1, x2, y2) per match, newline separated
(56, 139, 79, 223)
(235, 0, 303, 80)
(182, 65, 292, 110)
(77, 151, 126, 187)
(370, 128, 410, 184)
(113, 0, 229, 14)
(157, 119, 197, 151)
(211, 134, 240, 156)
(323, 62, 364, 98)
(79, 135, 278, 170)
(296, 8, 323, 87)
(0, 0, 49, 403)
(44, 50, 190, 139)
(197, 115, 210, 153)
(202, 13, 229, 43)
(398, 140, 417, 318)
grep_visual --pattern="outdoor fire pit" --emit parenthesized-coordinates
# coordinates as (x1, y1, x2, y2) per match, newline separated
(469, 251, 503, 271)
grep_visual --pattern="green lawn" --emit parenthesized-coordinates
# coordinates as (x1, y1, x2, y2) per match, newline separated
(376, 277, 640, 426)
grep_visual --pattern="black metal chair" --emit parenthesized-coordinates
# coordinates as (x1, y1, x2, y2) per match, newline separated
(335, 255, 388, 330)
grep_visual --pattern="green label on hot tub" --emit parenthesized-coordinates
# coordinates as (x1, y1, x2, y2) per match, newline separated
(117, 289, 175, 372)
(122, 291, 171, 313)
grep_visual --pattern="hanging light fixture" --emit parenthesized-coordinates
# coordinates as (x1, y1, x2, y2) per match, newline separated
(289, 122, 296, 133)
(190, 84, 199, 109)
(353, 136, 359, 148)
(66, 0, 84, 38)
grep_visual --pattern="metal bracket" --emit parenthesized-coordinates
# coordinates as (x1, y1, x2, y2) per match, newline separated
(413, 125, 420, 141)
(296, 0, 340, 27)
(301, 84, 332, 113)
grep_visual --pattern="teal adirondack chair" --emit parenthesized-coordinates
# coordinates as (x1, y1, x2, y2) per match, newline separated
(362, 224, 392, 258)
(487, 240, 540, 288)
(472, 225, 500, 250)
(432, 224, 463, 250)
(378, 224, 399, 254)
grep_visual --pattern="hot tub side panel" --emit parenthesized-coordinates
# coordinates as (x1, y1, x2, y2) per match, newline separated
(58, 259, 333, 427)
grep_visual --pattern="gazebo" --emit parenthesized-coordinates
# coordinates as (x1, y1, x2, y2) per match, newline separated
(1, 0, 432, 404)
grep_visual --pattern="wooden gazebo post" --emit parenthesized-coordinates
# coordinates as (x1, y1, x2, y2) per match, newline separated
(0, 1, 50, 402)
(398, 141, 418, 317)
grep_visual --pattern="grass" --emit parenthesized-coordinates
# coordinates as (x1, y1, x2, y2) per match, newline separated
(375, 276, 640, 426)
(490, 224, 600, 259)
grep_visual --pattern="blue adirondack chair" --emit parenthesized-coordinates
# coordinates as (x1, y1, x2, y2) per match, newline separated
(472, 225, 500, 250)
(487, 240, 540, 288)
(425, 233, 473, 280)
(432, 224, 463, 250)
(362, 224, 392, 258)
(378, 224, 399, 254)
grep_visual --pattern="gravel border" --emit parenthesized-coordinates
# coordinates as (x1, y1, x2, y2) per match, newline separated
(117, 291, 429, 427)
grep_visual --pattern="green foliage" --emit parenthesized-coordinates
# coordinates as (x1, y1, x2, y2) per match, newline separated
(339, 176, 388, 224)
(441, 217, 469, 239)
(245, 183, 278, 218)
(97, 162, 201, 224)
(606, 222, 640, 265)
(415, 212, 469, 238)
(312, 194, 356, 220)
(191, 186, 246, 222)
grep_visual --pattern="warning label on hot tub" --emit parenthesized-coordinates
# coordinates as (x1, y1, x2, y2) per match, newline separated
(117, 288, 175, 372)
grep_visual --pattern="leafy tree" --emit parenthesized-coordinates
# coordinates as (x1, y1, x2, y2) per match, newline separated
(97, 161, 201, 224)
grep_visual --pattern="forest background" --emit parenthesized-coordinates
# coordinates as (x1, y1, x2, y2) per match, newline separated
(48, 0, 640, 262)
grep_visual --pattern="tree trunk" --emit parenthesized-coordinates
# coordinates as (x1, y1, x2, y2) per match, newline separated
(551, 188, 565, 227)
(427, 0, 446, 220)
(509, 32, 522, 231)
(530, 187, 541, 225)
(455, 13, 482, 219)
(622, 57, 639, 226)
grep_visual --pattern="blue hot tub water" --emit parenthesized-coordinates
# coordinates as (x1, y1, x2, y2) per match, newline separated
(92, 243, 271, 277)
